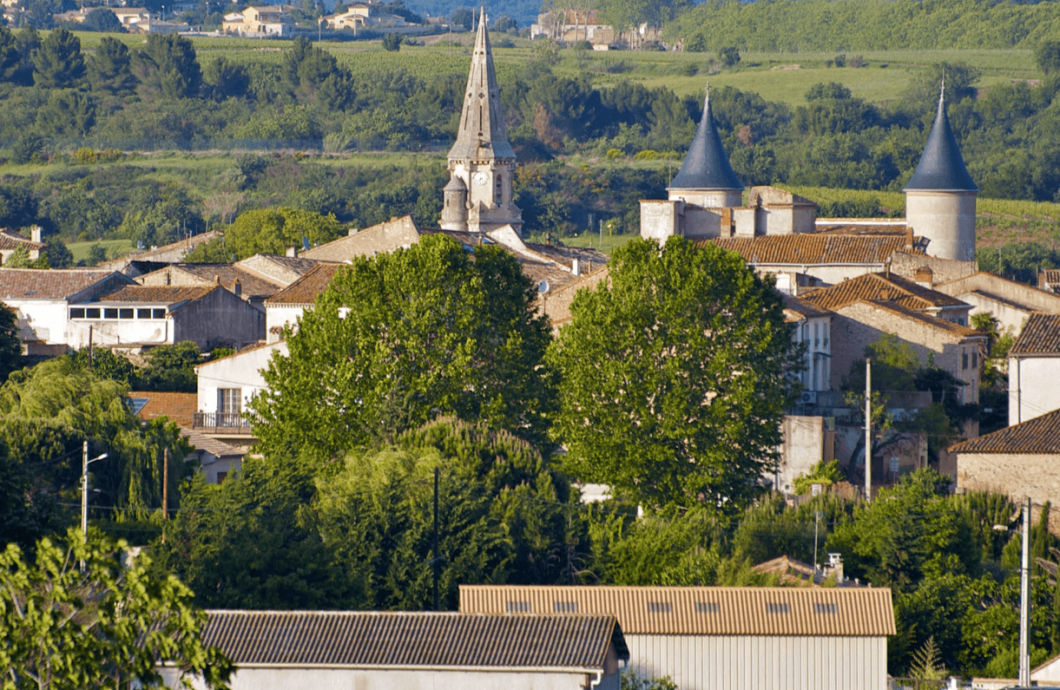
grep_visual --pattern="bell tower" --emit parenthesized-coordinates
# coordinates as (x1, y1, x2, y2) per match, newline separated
(440, 8, 522, 234)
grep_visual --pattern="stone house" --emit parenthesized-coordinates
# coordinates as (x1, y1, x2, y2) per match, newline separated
(97, 230, 224, 274)
(799, 271, 973, 326)
(951, 407, 1060, 532)
(933, 271, 1060, 335)
(1008, 313, 1060, 426)
(222, 6, 293, 36)
(136, 254, 318, 309)
(0, 227, 44, 265)
(1040, 269, 1060, 294)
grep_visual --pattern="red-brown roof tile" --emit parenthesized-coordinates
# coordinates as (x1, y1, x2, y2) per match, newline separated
(0, 268, 128, 300)
(800, 273, 968, 312)
(96, 285, 214, 304)
(264, 263, 347, 306)
(0, 229, 45, 251)
(1010, 313, 1060, 356)
(950, 407, 1060, 454)
(127, 391, 197, 427)
(704, 235, 920, 266)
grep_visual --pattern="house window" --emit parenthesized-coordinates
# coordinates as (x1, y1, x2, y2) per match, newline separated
(216, 472, 228, 484)
(695, 602, 719, 614)
(554, 601, 578, 613)
(104, 308, 119, 319)
(218, 388, 242, 424)
(137, 309, 152, 319)
(962, 352, 969, 370)
(153, 308, 166, 318)
(814, 322, 819, 347)
(766, 603, 790, 614)
(823, 323, 829, 347)
(119, 308, 134, 319)
(972, 351, 978, 368)
(70, 308, 85, 319)
(495, 177, 503, 204)
(86, 308, 100, 319)
(647, 602, 672, 614)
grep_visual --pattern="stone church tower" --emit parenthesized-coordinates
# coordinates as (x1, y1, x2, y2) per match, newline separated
(904, 85, 978, 261)
(440, 9, 522, 234)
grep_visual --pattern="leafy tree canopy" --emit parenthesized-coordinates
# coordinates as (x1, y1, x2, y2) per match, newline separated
(252, 234, 555, 460)
(0, 528, 232, 689)
(547, 236, 798, 511)
(31, 27, 85, 89)
(0, 302, 22, 384)
(224, 207, 344, 259)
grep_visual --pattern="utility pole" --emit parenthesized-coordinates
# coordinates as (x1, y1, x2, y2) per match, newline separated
(81, 441, 90, 538)
(865, 357, 872, 502)
(88, 325, 94, 370)
(433, 467, 440, 611)
(1019, 496, 1031, 687)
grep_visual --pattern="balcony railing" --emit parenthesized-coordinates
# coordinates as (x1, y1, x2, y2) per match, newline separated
(193, 412, 254, 435)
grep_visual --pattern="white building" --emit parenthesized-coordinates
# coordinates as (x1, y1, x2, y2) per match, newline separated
(194, 340, 287, 438)
(1008, 313, 1060, 426)
(164, 610, 628, 690)
(262, 263, 346, 343)
(933, 271, 1060, 335)
(460, 586, 894, 690)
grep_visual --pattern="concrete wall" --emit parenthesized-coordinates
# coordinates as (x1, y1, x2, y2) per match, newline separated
(751, 264, 886, 288)
(831, 303, 981, 405)
(197, 341, 287, 414)
(776, 416, 828, 495)
(954, 292, 1032, 334)
(265, 304, 304, 343)
(668, 190, 742, 209)
(72, 311, 171, 347)
(890, 251, 976, 285)
(682, 207, 723, 239)
(1009, 357, 1060, 425)
(625, 634, 888, 690)
(957, 451, 1060, 533)
(6, 299, 69, 345)
(905, 191, 976, 262)
(639, 200, 682, 242)
(165, 667, 609, 690)
(172, 288, 264, 349)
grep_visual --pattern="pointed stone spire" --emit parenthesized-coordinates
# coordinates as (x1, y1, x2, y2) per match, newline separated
(447, 7, 515, 162)
(904, 82, 977, 192)
(669, 83, 743, 192)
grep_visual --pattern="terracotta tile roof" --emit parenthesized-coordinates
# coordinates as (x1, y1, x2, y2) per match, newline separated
(704, 235, 920, 266)
(0, 268, 126, 300)
(783, 294, 832, 321)
(1010, 314, 1060, 356)
(950, 407, 1060, 455)
(201, 611, 627, 668)
(137, 264, 283, 300)
(523, 242, 608, 274)
(127, 391, 197, 427)
(799, 273, 968, 312)
(95, 285, 214, 304)
(813, 223, 908, 236)
(838, 300, 981, 338)
(264, 263, 347, 306)
(460, 585, 895, 637)
(0, 229, 45, 251)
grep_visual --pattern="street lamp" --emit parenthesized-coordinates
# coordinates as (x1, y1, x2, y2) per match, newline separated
(81, 441, 109, 538)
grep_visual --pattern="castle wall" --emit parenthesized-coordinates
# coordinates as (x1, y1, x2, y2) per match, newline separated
(905, 191, 976, 261)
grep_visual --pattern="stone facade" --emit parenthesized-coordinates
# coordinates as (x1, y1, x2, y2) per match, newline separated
(956, 451, 1060, 532)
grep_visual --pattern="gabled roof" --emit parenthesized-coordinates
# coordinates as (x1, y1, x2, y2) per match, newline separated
(0, 229, 45, 252)
(264, 263, 347, 306)
(950, 407, 1060, 455)
(180, 428, 246, 460)
(0, 268, 128, 300)
(95, 285, 214, 305)
(669, 87, 743, 192)
(447, 8, 515, 162)
(782, 294, 832, 322)
(137, 264, 282, 301)
(201, 611, 627, 669)
(459, 585, 895, 637)
(1010, 313, 1060, 356)
(904, 89, 978, 193)
(799, 272, 969, 312)
(837, 299, 981, 338)
(705, 235, 921, 267)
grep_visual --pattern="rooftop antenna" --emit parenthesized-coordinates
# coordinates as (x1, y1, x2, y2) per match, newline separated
(940, 72, 946, 107)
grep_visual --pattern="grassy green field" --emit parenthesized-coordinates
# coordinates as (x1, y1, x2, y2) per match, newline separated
(64, 29, 1044, 107)
(67, 239, 134, 263)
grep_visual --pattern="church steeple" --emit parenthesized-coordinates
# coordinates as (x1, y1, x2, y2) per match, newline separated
(441, 8, 522, 234)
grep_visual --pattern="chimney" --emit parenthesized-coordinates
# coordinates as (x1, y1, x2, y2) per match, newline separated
(915, 265, 934, 289)
(31, 225, 42, 243)
(545, 231, 551, 246)
(214, 274, 221, 284)
(285, 245, 297, 258)
(879, 288, 890, 302)
(348, 228, 359, 236)
(231, 279, 242, 297)
(572, 258, 580, 277)
(905, 225, 914, 251)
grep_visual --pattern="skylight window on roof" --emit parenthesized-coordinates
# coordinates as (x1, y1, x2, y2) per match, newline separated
(766, 603, 791, 614)
(648, 602, 672, 614)
(506, 601, 530, 613)
(554, 601, 578, 613)
(814, 603, 837, 614)
(695, 602, 719, 614)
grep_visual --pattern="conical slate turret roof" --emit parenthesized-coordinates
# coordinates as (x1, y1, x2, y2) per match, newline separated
(668, 86, 743, 192)
(904, 86, 977, 192)
(447, 8, 516, 162)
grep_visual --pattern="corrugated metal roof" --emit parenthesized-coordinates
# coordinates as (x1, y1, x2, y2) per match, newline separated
(459, 586, 895, 637)
(949, 407, 1060, 455)
(200, 611, 626, 668)
(904, 93, 978, 192)
(799, 272, 968, 312)
(705, 235, 918, 266)
(669, 90, 743, 192)
(1010, 313, 1060, 356)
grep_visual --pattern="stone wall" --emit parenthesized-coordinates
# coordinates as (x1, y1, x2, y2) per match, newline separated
(956, 451, 1060, 533)
(890, 251, 976, 285)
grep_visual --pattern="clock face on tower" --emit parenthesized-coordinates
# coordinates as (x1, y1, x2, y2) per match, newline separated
(472, 172, 489, 187)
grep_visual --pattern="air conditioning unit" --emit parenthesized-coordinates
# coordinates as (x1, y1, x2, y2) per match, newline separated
(800, 391, 817, 405)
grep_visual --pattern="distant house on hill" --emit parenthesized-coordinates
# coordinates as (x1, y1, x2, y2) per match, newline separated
(222, 6, 293, 36)
(531, 8, 614, 46)
(0, 227, 45, 266)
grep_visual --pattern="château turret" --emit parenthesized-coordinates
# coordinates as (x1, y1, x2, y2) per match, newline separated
(667, 85, 744, 210)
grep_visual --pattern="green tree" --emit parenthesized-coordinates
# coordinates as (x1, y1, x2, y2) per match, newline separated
(31, 28, 85, 89)
(201, 56, 249, 101)
(547, 237, 798, 510)
(0, 302, 23, 384)
(136, 341, 202, 392)
(3, 244, 48, 269)
(253, 234, 555, 460)
(134, 33, 201, 99)
(35, 89, 95, 140)
(41, 237, 74, 268)
(0, 528, 232, 689)
(1036, 39, 1060, 76)
(82, 6, 126, 32)
(717, 45, 740, 68)
(315, 419, 573, 609)
(0, 26, 21, 83)
(382, 32, 401, 52)
(88, 36, 137, 95)
(223, 207, 344, 259)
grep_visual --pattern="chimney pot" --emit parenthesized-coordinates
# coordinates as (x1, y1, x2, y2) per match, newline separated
(572, 258, 580, 277)
(214, 274, 220, 284)
(348, 228, 359, 236)
(31, 225, 42, 243)
(285, 245, 297, 258)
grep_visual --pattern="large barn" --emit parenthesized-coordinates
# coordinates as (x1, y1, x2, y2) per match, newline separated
(460, 586, 896, 690)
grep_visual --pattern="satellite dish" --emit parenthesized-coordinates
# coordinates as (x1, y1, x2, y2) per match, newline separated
(538, 280, 550, 294)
